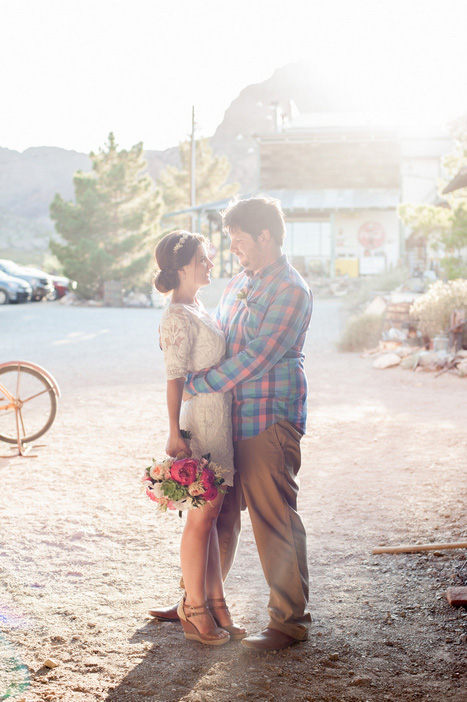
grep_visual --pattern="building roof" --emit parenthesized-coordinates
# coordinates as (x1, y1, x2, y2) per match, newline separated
(266, 189, 400, 211)
(163, 188, 400, 219)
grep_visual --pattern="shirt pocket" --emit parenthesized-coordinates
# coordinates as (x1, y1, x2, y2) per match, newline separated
(243, 299, 267, 340)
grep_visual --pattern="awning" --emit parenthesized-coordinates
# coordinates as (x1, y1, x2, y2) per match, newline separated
(442, 167, 467, 195)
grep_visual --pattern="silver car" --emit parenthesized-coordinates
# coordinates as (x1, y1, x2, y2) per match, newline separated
(0, 270, 32, 304)
(0, 260, 54, 301)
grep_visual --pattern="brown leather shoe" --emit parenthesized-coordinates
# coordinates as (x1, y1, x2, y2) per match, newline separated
(240, 627, 304, 651)
(148, 603, 180, 621)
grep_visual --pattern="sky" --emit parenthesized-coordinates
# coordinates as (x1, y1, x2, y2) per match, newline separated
(2, 0, 467, 154)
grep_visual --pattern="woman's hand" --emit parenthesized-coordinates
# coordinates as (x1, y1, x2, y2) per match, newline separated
(166, 432, 192, 458)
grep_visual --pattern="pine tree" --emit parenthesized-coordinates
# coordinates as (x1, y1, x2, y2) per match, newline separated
(158, 138, 238, 230)
(50, 133, 163, 298)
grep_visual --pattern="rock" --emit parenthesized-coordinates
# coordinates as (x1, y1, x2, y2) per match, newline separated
(60, 293, 78, 305)
(446, 586, 467, 606)
(329, 652, 339, 661)
(365, 296, 387, 316)
(415, 351, 439, 367)
(386, 327, 407, 342)
(373, 353, 402, 369)
(400, 354, 417, 369)
(50, 635, 66, 643)
(456, 361, 467, 377)
(349, 675, 371, 687)
(43, 658, 60, 668)
(70, 528, 95, 540)
(396, 346, 415, 358)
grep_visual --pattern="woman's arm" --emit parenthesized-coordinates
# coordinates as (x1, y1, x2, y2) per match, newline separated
(165, 377, 192, 457)
(184, 284, 312, 395)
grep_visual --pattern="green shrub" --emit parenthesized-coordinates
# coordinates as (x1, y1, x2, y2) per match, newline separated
(410, 278, 467, 338)
(338, 313, 384, 352)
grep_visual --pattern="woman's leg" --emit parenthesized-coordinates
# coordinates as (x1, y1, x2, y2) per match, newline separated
(205, 525, 240, 629)
(205, 526, 224, 600)
(180, 494, 224, 634)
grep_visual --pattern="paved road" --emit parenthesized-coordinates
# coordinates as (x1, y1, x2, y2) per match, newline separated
(0, 296, 342, 396)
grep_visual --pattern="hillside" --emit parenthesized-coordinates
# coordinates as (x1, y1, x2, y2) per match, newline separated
(0, 61, 349, 262)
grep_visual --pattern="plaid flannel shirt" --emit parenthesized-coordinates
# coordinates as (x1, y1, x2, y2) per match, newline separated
(185, 254, 313, 441)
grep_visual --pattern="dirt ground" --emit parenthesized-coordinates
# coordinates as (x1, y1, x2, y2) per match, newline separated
(1, 298, 466, 702)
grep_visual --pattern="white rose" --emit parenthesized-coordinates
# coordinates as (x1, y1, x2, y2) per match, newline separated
(150, 483, 165, 499)
(149, 464, 165, 480)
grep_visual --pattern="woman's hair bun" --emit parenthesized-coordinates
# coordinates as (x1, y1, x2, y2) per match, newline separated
(154, 269, 178, 294)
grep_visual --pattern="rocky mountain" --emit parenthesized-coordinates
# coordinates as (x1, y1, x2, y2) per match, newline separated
(0, 61, 349, 261)
(0, 146, 91, 261)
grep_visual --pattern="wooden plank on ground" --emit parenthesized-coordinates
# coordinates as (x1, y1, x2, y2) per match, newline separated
(372, 541, 467, 554)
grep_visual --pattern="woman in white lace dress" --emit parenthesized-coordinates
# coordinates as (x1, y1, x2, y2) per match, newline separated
(154, 230, 246, 646)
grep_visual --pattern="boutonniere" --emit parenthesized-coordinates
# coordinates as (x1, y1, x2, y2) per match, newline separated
(236, 286, 249, 302)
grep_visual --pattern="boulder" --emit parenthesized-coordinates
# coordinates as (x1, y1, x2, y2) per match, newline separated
(415, 351, 439, 367)
(373, 353, 402, 369)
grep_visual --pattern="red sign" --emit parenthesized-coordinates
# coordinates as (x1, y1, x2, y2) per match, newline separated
(358, 221, 386, 250)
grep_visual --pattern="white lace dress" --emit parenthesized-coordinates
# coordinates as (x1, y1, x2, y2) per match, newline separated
(160, 302, 235, 487)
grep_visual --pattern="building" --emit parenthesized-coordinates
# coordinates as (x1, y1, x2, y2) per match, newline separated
(165, 112, 453, 278)
(256, 113, 452, 277)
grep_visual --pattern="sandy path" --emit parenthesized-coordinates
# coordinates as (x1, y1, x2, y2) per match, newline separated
(0, 298, 466, 702)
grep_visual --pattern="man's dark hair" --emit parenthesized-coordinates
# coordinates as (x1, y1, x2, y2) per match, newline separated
(221, 196, 286, 246)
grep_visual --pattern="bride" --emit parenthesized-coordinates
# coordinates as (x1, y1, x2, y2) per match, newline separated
(153, 229, 246, 646)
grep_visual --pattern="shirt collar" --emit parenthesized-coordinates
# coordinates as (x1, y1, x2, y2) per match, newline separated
(245, 254, 287, 280)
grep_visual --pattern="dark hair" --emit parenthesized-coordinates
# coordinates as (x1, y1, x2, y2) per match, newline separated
(154, 230, 206, 294)
(221, 196, 286, 245)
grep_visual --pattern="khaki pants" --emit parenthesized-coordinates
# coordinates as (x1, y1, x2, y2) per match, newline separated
(217, 420, 311, 640)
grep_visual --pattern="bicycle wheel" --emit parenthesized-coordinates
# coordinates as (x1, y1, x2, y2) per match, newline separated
(0, 365, 57, 444)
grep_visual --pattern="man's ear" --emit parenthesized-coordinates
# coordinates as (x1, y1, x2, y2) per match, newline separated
(258, 229, 271, 246)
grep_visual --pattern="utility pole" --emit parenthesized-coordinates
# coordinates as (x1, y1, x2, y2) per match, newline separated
(190, 106, 196, 232)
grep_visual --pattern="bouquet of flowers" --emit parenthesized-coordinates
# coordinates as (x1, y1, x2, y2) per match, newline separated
(142, 433, 225, 516)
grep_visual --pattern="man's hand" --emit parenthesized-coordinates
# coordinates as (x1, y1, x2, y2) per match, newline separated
(166, 432, 192, 458)
(183, 389, 195, 402)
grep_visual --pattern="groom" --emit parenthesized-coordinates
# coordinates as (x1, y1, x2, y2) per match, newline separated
(151, 196, 313, 650)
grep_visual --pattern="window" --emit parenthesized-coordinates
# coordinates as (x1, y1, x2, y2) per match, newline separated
(284, 221, 331, 258)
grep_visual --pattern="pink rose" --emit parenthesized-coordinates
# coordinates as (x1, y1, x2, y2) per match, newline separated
(202, 485, 218, 501)
(201, 467, 215, 489)
(146, 488, 158, 502)
(170, 458, 198, 486)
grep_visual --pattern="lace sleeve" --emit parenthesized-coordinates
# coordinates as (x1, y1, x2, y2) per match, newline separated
(160, 306, 193, 380)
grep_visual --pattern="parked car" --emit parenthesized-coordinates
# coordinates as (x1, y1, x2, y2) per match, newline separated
(0, 270, 32, 304)
(48, 275, 78, 300)
(0, 259, 54, 301)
